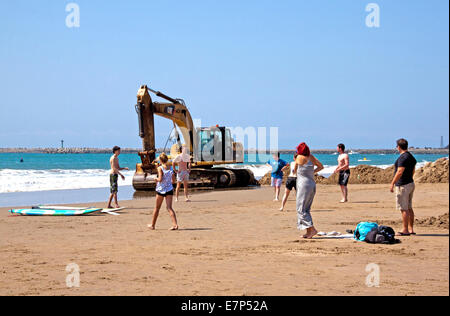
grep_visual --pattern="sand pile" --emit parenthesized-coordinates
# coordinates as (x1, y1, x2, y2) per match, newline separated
(414, 158, 449, 183)
(381, 213, 449, 230)
(318, 165, 396, 185)
(415, 213, 449, 229)
(259, 158, 449, 185)
(258, 173, 272, 185)
(259, 169, 291, 185)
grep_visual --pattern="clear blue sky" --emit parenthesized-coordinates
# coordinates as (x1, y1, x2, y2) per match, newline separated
(0, 0, 448, 149)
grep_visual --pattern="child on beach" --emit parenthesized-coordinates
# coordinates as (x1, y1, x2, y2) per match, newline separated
(267, 152, 287, 201)
(173, 144, 191, 202)
(107, 146, 129, 209)
(279, 154, 298, 211)
(148, 153, 179, 231)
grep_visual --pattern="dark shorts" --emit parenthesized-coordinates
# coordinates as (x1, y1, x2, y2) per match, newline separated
(286, 177, 297, 191)
(110, 174, 118, 193)
(156, 190, 174, 197)
(339, 170, 350, 186)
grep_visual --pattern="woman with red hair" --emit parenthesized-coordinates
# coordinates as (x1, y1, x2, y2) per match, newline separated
(294, 142, 324, 239)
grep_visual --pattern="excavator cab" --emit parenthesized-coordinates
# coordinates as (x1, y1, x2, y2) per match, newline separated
(195, 127, 235, 163)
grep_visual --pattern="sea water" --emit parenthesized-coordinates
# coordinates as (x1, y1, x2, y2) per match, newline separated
(0, 152, 447, 194)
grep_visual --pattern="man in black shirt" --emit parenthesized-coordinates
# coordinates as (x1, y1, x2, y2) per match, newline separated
(390, 138, 417, 236)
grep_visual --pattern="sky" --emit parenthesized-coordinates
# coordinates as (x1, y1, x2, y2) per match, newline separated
(0, 0, 448, 150)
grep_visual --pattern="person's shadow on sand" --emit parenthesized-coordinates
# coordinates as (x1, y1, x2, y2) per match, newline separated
(177, 228, 213, 231)
(350, 201, 379, 204)
(183, 200, 218, 203)
(414, 233, 449, 237)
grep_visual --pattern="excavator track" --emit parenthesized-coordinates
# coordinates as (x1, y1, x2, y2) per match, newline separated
(132, 167, 257, 191)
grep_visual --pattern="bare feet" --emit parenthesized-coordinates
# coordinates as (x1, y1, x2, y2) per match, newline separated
(147, 224, 155, 230)
(273, 198, 279, 202)
(107, 205, 113, 209)
(185, 198, 191, 202)
(175, 198, 179, 202)
(114, 204, 120, 209)
(339, 199, 348, 203)
(279, 207, 284, 212)
(305, 228, 318, 239)
(169, 226, 179, 231)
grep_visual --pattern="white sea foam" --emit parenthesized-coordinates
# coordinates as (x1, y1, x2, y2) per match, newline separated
(0, 169, 135, 193)
(318, 165, 337, 178)
(218, 164, 273, 180)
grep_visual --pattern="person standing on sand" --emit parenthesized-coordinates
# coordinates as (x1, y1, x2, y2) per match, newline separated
(334, 143, 350, 203)
(267, 152, 287, 201)
(173, 144, 191, 202)
(107, 146, 129, 209)
(294, 143, 324, 239)
(148, 153, 179, 231)
(390, 138, 417, 236)
(279, 154, 298, 211)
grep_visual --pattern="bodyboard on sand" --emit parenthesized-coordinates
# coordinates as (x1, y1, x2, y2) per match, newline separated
(31, 205, 125, 216)
(101, 207, 126, 216)
(9, 208, 103, 216)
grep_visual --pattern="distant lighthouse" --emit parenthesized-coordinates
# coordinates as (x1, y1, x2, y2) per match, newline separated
(61, 140, 64, 149)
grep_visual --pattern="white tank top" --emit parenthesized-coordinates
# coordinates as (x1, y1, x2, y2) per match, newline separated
(288, 162, 297, 178)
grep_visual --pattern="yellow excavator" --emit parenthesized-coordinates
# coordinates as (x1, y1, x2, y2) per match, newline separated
(132, 85, 256, 191)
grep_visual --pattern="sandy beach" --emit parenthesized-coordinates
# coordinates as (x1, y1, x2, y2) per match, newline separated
(0, 183, 448, 296)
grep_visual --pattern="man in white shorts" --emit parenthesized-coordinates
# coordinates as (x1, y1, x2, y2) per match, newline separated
(390, 138, 417, 236)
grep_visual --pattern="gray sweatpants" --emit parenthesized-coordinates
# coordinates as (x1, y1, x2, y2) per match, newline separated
(296, 178, 316, 230)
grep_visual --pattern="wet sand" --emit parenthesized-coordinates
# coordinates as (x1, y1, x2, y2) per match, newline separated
(0, 183, 448, 296)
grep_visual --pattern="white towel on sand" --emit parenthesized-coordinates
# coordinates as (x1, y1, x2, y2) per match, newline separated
(317, 232, 354, 239)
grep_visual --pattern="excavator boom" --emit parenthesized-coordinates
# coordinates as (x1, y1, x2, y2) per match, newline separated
(136, 85, 194, 159)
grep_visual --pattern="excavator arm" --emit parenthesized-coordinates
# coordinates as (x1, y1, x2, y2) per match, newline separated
(135, 85, 195, 172)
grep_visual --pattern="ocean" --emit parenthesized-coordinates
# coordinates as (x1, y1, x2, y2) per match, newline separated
(0, 152, 447, 195)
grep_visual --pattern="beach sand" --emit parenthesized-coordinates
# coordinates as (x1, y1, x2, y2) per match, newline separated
(0, 183, 448, 296)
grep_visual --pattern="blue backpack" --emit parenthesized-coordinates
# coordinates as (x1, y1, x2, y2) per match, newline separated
(354, 222, 379, 241)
